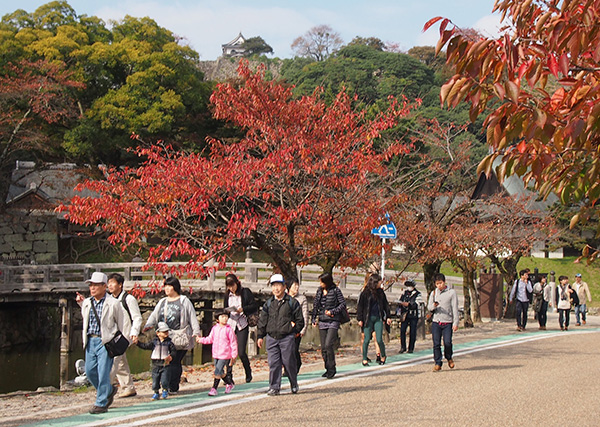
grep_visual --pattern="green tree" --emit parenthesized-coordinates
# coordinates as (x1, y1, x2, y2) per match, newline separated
(241, 36, 273, 56)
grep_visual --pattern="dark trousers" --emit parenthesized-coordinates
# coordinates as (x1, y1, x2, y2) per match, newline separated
(515, 300, 529, 329)
(294, 334, 303, 373)
(151, 362, 170, 392)
(559, 308, 571, 329)
(537, 301, 548, 327)
(400, 317, 418, 351)
(319, 327, 339, 374)
(167, 349, 187, 392)
(266, 334, 297, 391)
(431, 322, 453, 366)
(235, 326, 252, 380)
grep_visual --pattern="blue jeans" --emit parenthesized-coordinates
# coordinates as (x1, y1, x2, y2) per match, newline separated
(575, 304, 587, 323)
(151, 362, 170, 392)
(431, 322, 453, 366)
(85, 337, 114, 407)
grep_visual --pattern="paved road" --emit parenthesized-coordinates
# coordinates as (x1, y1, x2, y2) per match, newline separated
(21, 319, 600, 427)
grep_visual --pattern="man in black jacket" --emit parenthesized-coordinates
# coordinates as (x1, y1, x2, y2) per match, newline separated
(257, 274, 304, 396)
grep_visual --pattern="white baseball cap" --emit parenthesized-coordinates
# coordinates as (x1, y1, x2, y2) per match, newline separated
(86, 272, 108, 284)
(270, 274, 284, 284)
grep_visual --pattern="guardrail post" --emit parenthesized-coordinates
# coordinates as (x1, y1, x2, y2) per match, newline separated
(339, 275, 346, 289)
(418, 302, 426, 339)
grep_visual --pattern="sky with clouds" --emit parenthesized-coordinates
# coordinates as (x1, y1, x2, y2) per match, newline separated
(2, 0, 504, 60)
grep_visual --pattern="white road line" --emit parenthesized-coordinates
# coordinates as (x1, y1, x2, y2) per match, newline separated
(96, 330, 597, 426)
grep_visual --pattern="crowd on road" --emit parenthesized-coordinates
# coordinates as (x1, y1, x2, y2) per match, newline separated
(74, 267, 592, 415)
(509, 269, 592, 332)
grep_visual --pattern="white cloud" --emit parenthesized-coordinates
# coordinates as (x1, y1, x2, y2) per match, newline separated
(473, 14, 503, 38)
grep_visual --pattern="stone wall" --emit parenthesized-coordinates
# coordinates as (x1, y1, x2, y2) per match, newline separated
(198, 57, 282, 82)
(0, 214, 59, 264)
(0, 303, 60, 348)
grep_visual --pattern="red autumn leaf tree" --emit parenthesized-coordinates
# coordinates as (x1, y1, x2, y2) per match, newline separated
(426, 0, 600, 226)
(62, 61, 415, 280)
(0, 60, 83, 207)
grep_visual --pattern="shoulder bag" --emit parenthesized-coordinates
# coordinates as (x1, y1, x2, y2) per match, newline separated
(90, 298, 129, 358)
(163, 299, 192, 350)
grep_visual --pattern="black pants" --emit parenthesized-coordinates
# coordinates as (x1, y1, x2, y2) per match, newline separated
(515, 300, 529, 328)
(537, 301, 548, 327)
(559, 308, 571, 329)
(293, 334, 303, 373)
(235, 326, 252, 380)
(167, 349, 187, 392)
(319, 328, 338, 374)
(400, 317, 418, 351)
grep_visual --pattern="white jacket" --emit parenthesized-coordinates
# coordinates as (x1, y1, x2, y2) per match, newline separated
(82, 294, 131, 349)
(114, 291, 143, 337)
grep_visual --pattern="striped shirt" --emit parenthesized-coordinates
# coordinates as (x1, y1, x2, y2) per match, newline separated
(88, 296, 106, 336)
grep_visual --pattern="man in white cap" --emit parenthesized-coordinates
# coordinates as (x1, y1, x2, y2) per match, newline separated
(257, 273, 304, 396)
(573, 273, 592, 326)
(78, 272, 130, 414)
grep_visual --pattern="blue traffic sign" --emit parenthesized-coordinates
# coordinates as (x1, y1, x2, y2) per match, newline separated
(371, 222, 397, 239)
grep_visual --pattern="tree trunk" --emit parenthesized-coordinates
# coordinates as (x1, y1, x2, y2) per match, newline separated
(462, 269, 474, 328)
(488, 253, 521, 319)
(422, 261, 442, 334)
(469, 271, 481, 323)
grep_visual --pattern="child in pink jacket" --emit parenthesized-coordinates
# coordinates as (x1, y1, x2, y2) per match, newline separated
(197, 310, 238, 396)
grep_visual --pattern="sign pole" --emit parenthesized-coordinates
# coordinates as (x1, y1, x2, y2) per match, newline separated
(381, 238, 386, 279)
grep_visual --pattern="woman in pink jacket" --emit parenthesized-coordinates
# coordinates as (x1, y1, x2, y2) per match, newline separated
(197, 310, 238, 396)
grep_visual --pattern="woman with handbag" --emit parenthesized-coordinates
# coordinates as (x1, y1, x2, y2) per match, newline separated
(311, 272, 347, 379)
(357, 273, 391, 366)
(143, 276, 200, 393)
(223, 273, 258, 383)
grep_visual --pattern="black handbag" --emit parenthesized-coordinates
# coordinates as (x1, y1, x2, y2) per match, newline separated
(340, 307, 351, 324)
(90, 298, 129, 357)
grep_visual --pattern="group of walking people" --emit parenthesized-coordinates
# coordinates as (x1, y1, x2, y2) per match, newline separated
(511, 269, 593, 332)
(86, 267, 562, 413)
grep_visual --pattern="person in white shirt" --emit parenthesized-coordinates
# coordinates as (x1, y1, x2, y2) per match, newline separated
(107, 273, 143, 398)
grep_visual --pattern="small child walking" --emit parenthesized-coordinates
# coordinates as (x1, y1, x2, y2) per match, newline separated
(197, 310, 238, 396)
(137, 321, 176, 400)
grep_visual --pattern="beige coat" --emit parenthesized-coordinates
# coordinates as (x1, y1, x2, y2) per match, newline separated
(575, 281, 592, 303)
(82, 294, 131, 349)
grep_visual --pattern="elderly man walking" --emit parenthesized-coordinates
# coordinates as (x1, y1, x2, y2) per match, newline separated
(77, 272, 130, 414)
(257, 274, 304, 396)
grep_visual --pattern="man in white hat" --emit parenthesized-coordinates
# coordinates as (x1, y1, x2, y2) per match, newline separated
(257, 273, 304, 396)
(78, 271, 131, 414)
(573, 273, 592, 326)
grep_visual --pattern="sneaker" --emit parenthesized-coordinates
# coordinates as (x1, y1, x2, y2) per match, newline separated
(208, 388, 218, 396)
(119, 389, 137, 398)
(161, 390, 168, 399)
(399, 349, 407, 354)
(89, 405, 108, 414)
(245, 375, 252, 383)
(583, 320, 586, 325)
(565, 327, 568, 331)
(408, 350, 414, 353)
(266, 389, 280, 396)
(291, 385, 299, 394)
(225, 384, 235, 394)
(151, 393, 160, 401)
(326, 371, 336, 379)
(321, 371, 328, 377)
(448, 359, 455, 369)
(576, 322, 581, 326)
(433, 364, 442, 372)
